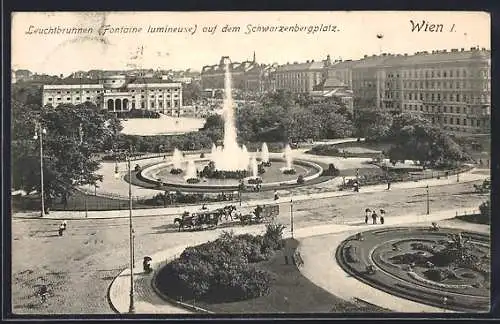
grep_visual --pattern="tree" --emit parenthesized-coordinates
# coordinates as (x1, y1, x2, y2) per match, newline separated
(354, 109, 393, 140)
(387, 113, 470, 167)
(182, 81, 202, 105)
(11, 101, 119, 202)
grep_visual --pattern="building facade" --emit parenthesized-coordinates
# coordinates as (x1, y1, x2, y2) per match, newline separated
(201, 53, 263, 91)
(43, 75, 183, 116)
(331, 47, 490, 135)
(273, 55, 331, 93)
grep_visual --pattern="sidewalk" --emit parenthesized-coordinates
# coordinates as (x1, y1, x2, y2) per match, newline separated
(107, 207, 481, 314)
(14, 167, 488, 220)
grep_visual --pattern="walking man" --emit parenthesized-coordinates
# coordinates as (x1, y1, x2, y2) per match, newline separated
(372, 211, 378, 224)
(387, 180, 391, 190)
(274, 190, 279, 201)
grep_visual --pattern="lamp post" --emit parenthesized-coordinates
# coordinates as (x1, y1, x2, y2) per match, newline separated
(290, 198, 294, 238)
(426, 185, 430, 215)
(115, 154, 135, 313)
(33, 123, 47, 217)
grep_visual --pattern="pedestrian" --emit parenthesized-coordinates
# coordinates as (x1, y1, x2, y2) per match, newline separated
(58, 224, 65, 236)
(353, 182, 359, 192)
(365, 214, 369, 224)
(61, 220, 67, 230)
(387, 180, 391, 190)
(372, 211, 377, 224)
(380, 216, 385, 224)
(274, 190, 279, 201)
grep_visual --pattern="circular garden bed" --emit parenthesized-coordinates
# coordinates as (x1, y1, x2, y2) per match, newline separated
(336, 227, 490, 312)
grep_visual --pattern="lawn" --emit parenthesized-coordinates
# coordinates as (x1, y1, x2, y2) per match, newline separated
(175, 238, 387, 313)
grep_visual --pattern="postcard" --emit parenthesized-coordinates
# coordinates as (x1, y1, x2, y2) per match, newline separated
(10, 11, 491, 316)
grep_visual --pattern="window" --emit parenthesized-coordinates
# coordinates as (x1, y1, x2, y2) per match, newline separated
(444, 72, 447, 77)
(67, 91, 70, 94)
(444, 117, 448, 124)
(151, 101, 155, 108)
(76, 97, 80, 100)
(463, 119, 467, 125)
(444, 107, 447, 113)
(456, 94, 460, 102)
(456, 107, 460, 114)
(48, 98, 53, 101)
(67, 97, 71, 101)
(141, 101, 145, 109)
(456, 118, 460, 125)
(450, 118, 454, 125)
(86, 97, 90, 100)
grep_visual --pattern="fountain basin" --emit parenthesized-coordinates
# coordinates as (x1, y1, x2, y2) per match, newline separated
(138, 156, 324, 191)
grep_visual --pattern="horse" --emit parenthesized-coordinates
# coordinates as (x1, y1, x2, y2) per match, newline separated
(174, 215, 194, 232)
(221, 205, 237, 221)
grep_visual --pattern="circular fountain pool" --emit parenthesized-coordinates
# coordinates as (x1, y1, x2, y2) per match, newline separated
(137, 155, 324, 191)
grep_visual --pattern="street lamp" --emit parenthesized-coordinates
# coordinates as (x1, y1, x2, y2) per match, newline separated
(33, 124, 47, 217)
(290, 198, 294, 238)
(115, 153, 135, 314)
(426, 185, 430, 215)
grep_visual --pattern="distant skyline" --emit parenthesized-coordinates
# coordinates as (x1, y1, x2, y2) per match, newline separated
(12, 11, 490, 76)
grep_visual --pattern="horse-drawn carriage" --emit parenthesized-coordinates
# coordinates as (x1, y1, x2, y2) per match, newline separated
(238, 204, 279, 225)
(174, 209, 220, 231)
(173, 203, 280, 231)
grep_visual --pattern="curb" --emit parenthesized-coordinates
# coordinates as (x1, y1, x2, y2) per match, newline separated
(150, 270, 213, 314)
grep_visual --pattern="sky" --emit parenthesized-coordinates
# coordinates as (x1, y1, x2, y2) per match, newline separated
(11, 11, 490, 76)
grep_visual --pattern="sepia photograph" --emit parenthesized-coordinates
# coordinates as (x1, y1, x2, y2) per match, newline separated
(9, 11, 491, 316)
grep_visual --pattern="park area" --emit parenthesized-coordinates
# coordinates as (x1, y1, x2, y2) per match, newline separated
(153, 227, 386, 313)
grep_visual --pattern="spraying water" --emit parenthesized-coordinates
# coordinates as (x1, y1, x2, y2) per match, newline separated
(250, 156, 258, 177)
(172, 148, 183, 169)
(281, 144, 294, 172)
(261, 143, 269, 163)
(184, 159, 197, 180)
(210, 57, 251, 171)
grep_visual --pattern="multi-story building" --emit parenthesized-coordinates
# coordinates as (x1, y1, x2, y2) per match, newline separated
(43, 75, 184, 116)
(331, 47, 490, 135)
(201, 53, 263, 91)
(273, 55, 331, 93)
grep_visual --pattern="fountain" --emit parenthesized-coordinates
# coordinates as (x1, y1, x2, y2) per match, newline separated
(137, 57, 325, 190)
(261, 143, 270, 166)
(170, 148, 184, 175)
(209, 57, 250, 173)
(250, 156, 258, 178)
(281, 144, 296, 174)
(184, 159, 198, 182)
